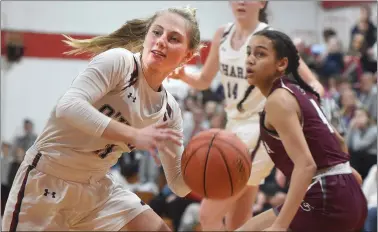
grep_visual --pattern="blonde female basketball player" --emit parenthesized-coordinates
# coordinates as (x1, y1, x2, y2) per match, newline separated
(169, 1, 324, 230)
(2, 6, 201, 231)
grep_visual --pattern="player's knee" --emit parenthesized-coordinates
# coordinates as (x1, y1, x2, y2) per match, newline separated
(199, 205, 218, 226)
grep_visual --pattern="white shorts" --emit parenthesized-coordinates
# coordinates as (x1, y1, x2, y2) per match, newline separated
(226, 116, 274, 186)
(2, 153, 150, 231)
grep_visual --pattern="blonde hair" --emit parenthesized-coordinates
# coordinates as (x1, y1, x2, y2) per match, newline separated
(63, 6, 202, 57)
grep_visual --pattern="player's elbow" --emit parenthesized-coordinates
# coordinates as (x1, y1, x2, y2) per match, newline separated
(55, 98, 71, 119)
(55, 96, 80, 120)
(303, 160, 317, 175)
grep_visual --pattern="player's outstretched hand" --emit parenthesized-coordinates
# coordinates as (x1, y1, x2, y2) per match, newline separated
(167, 66, 186, 81)
(133, 121, 182, 165)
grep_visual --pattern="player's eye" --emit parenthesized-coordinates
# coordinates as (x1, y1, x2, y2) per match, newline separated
(169, 36, 180, 43)
(246, 46, 251, 56)
(254, 51, 265, 58)
(152, 30, 162, 36)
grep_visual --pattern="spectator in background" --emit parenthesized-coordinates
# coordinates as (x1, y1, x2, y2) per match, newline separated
(344, 33, 365, 84)
(351, 5, 377, 73)
(358, 72, 377, 121)
(7, 119, 37, 186)
(319, 36, 345, 79)
(351, 5, 377, 49)
(346, 107, 377, 180)
(340, 88, 359, 128)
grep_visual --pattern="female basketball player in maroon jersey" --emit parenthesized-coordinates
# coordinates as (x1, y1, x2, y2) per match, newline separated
(236, 30, 367, 232)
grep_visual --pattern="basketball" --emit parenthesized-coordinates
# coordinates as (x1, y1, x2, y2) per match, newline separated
(181, 129, 251, 199)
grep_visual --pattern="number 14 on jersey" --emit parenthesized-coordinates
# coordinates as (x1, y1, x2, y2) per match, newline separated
(227, 82, 238, 99)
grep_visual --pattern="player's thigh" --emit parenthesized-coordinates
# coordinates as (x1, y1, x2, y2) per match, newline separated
(236, 209, 276, 231)
(225, 185, 258, 230)
(72, 174, 151, 231)
(119, 209, 170, 231)
(199, 183, 251, 222)
(248, 142, 274, 185)
(2, 162, 70, 231)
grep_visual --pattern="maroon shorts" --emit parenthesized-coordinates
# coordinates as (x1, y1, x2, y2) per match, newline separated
(274, 174, 367, 232)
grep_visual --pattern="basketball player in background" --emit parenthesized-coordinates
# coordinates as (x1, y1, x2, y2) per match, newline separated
(169, 1, 324, 230)
(2, 6, 201, 231)
(237, 29, 367, 232)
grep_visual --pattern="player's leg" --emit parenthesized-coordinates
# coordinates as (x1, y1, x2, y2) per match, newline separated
(224, 185, 258, 230)
(236, 208, 276, 231)
(2, 160, 70, 231)
(199, 186, 248, 231)
(224, 143, 274, 230)
(120, 209, 171, 231)
(72, 173, 169, 231)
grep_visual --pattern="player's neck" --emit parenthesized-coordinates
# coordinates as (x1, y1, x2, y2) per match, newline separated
(257, 77, 279, 97)
(141, 62, 166, 92)
(234, 19, 260, 39)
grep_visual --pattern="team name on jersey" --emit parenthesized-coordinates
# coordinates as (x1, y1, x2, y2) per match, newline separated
(95, 104, 134, 158)
(220, 62, 245, 79)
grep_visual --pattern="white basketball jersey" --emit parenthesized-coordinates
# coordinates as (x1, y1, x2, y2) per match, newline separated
(25, 49, 183, 175)
(219, 22, 271, 120)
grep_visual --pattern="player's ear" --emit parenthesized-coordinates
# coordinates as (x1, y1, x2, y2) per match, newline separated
(183, 50, 194, 64)
(276, 57, 288, 74)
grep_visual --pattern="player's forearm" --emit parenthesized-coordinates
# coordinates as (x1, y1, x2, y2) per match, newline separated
(273, 164, 316, 229)
(159, 144, 191, 197)
(181, 72, 212, 90)
(102, 119, 137, 144)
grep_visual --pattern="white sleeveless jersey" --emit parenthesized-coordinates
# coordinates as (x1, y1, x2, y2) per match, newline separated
(219, 22, 271, 120)
(25, 49, 184, 176)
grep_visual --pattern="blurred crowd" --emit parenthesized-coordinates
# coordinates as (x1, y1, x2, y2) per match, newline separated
(1, 5, 377, 232)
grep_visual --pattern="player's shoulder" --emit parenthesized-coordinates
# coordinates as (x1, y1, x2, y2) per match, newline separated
(214, 22, 234, 43)
(266, 88, 298, 115)
(93, 48, 135, 64)
(255, 22, 273, 33)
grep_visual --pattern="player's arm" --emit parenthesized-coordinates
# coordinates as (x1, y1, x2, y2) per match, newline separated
(264, 89, 317, 230)
(55, 48, 136, 143)
(171, 26, 225, 90)
(156, 106, 191, 197)
(297, 58, 325, 96)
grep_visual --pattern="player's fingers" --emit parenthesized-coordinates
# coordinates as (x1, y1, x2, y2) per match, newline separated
(154, 121, 169, 129)
(156, 132, 182, 146)
(163, 129, 183, 138)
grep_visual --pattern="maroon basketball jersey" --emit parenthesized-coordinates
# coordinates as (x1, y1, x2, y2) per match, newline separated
(259, 77, 350, 177)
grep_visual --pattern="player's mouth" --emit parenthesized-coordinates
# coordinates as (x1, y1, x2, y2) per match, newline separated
(237, 8, 246, 13)
(246, 67, 255, 77)
(151, 50, 166, 58)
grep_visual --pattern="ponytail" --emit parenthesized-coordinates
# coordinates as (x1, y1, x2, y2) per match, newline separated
(258, 2, 269, 23)
(237, 85, 255, 112)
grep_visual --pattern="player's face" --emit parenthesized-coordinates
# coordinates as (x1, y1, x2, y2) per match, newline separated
(229, 1, 266, 22)
(245, 35, 287, 86)
(143, 12, 193, 73)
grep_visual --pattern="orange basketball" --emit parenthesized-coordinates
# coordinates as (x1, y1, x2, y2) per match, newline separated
(181, 129, 251, 199)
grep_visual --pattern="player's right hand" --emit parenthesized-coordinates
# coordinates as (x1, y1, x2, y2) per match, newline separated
(132, 121, 182, 164)
(167, 66, 186, 81)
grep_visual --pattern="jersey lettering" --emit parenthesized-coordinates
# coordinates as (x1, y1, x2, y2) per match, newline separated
(96, 104, 133, 158)
(220, 63, 245, 79)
